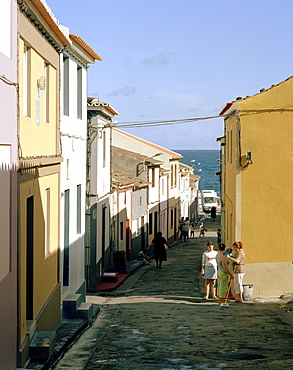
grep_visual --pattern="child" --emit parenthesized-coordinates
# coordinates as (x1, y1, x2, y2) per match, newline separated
(137, 250, 152, 264)
(199, 222, 207, 237)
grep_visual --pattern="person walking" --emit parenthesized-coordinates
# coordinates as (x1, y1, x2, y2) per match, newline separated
(211, 206, 217, 222)
(179, 217, 185, 240)
(227, 241, 246, 302)
(201, 241, 218, 299)
(182, 217, 190, 242)
(216, 243, 234, 305)
(148, 231, 169, 269)
(190, 222, 196, 238)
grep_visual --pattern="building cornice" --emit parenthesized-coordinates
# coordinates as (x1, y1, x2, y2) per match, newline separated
(18, 0, 65, 52)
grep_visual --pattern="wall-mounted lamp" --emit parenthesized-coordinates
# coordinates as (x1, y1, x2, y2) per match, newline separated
(243, 151, 254, 168)
(37, 76, 46, 90)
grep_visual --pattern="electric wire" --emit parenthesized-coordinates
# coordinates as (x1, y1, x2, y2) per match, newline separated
(116, 114, 224, 129)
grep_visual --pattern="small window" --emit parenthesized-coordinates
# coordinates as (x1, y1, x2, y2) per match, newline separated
(151, 168, 155, 187)
(77, 66, 82, 119)
(77, 184, 81, 234)
(44, 62, 50, 123)
(103, 130, 106, 167)
(63, 56, 69, 116)
(120, 221, 123, 241)
(45, 188, 50, 258)
(149, 213, 153, 235)
(23, 45, 31, 117)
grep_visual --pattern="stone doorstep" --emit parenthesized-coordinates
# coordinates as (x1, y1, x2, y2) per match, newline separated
(75, 302, 94, 320)
(29, 331, 56, 360)
(102, 272, 119, 283)
(63, 293, 83, 312)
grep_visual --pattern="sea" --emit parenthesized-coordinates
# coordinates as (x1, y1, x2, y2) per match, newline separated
(173, 149, 221, 196)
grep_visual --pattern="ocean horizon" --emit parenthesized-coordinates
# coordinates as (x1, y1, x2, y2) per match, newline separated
(173, 149, 221, 195)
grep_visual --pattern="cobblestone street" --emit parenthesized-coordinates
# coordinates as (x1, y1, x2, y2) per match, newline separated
(53, 216, 293, 369)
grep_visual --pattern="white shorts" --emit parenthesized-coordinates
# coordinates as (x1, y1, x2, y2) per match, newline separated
(234, 273, 245, 294)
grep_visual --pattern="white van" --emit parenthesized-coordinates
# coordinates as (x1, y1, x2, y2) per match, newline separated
(200, 190, 219, 213)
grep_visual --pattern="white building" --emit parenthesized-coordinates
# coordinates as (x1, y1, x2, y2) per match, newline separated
(86, 99, 119, 289)
(112, 128, 182, 245)
(59, 31, 101, 308)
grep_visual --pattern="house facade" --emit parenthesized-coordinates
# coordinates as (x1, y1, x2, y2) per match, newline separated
(219, 76, 293, 298)
(112, 128, 182, 245)
(86, 99, 119, 289)
(0, 0, 18, 368)
(17, 0, 70, 365)
(59, 31, 101, 312)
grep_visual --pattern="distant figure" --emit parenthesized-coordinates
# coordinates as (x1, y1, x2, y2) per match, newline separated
(179, 217, 185, 240)
(190, 222, 196, 238)
(211, 206, 217, 222)
(182, 217, 190, 242)
(201, 241, 218, 300)
(199, 222, 207, 237)
(217, 229, 221, 246)
(148, 231, 169, 269)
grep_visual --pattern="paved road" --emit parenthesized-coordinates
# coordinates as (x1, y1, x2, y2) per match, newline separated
(53, 216, 293, 369)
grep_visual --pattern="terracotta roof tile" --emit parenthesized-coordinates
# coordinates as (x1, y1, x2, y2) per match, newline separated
(70, 33, 102, 61)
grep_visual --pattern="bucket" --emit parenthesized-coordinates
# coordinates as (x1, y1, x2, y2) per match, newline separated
(243, 284, 253, 301)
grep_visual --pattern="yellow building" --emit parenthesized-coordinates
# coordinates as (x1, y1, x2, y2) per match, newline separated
(220, 76, 293, 299)
(17, 0, 70, 366)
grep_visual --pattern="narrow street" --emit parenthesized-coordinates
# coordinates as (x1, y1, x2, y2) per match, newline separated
(53, 216, 293, 370)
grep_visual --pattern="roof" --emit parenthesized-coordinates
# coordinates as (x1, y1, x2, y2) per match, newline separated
(112, 169, 149, 189)
(30, 0, 71, 45)
(112, 146, 164, 165)
(87, 97, 119, 116)
(70, 34, 102, 61)
(219, 75, 293, 116)
(219, 103, 233, 116)
(113, 128, 183, 160)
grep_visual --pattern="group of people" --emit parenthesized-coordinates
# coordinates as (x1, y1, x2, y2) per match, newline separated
(201, 241, 246, 305)
(179, 217, 191, 242)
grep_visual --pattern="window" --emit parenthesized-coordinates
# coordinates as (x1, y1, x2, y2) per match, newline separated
(45, 188, 50, 258)
(23, 45, 31, 117)
(170, 208, 174, 228)
(66, 159, 69, 180)
(77, 66, 82, 119)
(174, 164, 177, 187)
(77, 184, 81, 234)
(120, 221, 124, 241)
(139, 196, 142, 207)
(149, 213, 153, 235)
(44, 62, 50, 123)
(151, 168, 155, 187)
(124, 191, 127, 205)
(63, 56, 69, 116)
(171, 164, 174, 188)
(103, 130, 106, 167)
(63, 189, 70, 286)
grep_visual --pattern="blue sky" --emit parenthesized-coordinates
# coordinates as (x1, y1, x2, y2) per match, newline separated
(48, 0, 293, 150)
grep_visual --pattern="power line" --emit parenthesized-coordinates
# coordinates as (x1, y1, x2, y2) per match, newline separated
(116, 114, 225, 129)
(115, 106, 293, 129)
